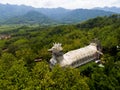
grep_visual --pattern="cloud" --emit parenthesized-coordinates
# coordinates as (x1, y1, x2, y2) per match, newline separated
(0, 0, 120, 9)
(62, 0, 120, 9)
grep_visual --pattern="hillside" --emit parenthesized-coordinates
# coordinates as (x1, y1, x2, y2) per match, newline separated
(77, 14, 120, 29)
(0, 14, 120, 89)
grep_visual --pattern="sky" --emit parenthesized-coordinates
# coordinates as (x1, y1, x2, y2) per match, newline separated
(0, 0, 120, 9)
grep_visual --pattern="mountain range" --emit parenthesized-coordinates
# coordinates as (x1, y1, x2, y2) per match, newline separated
(2, 11, 54, 24)
(93, 7, 120, 13)
(0, 3, 119, 25)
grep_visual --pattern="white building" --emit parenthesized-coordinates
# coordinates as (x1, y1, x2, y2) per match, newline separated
(48, 43, 103, 68)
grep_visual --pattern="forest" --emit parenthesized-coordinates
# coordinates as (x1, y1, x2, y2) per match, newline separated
(0, 14, 120, 90)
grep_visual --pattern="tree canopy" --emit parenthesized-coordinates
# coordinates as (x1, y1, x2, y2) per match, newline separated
(0, 14, 120, 90)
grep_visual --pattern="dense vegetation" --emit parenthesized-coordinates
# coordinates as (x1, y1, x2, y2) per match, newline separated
(0, 14, 120, 90)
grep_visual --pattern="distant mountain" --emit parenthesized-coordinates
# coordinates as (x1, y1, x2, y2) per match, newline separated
(0, 3, 116, 24)
(0, 3, 34, 21)
(0, 4, 70, 24)
(3, 11, 54, 24)
(93, 7, 120, 13)
(60, 9, 114, 23)
(37, 7, 70, 21)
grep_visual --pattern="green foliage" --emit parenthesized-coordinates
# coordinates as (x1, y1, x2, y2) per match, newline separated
(0, 60, 31, 90)
(0, 15, 120, 89)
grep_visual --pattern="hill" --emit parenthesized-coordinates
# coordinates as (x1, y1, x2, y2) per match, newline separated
(2, 11, 55, 24)
(0, 3, 34, 21)
(60, 9, 114, 23)
(37, 7, 70, 21)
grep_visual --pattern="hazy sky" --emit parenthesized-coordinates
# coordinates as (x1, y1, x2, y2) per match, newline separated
(0, 0, 120, 9)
